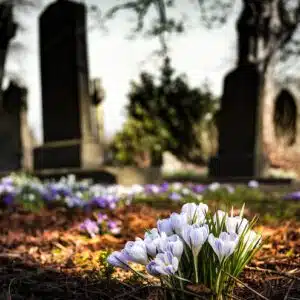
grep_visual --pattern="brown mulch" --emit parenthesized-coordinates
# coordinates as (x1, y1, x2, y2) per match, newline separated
(0, 204, 299, 299)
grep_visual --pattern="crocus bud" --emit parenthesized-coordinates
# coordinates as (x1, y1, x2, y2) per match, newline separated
(208, 232, 239, 263)
(107, 251, 129, 270)
(170, 212, 187, 235)
(226, 216, 248, 235)
(182, 224, 209, 257)
(124, 240, 149, 265)
(146, 251, 179, 276)
(166, 234, 184, 259)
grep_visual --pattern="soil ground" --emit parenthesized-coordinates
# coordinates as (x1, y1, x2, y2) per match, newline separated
(0, 201, 299, 299)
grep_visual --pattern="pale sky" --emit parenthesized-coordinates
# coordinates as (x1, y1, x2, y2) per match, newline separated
(4, 0, 239, 144)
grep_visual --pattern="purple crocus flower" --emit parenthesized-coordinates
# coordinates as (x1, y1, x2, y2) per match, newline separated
(107, 251, 129, 270)
(92, 196, 108, 208)
(108, 220, 121, 235)
(192, 184, 207, 194)
(145, 184, 160, 194)
(168, 192, 182, 202)
(3, 193, 14, 206)
(80, 219, 99, 238)
(283, 191, 300, 201)
(106, 195, 118, 209)
(65, 196, 85, 208)
(159, 182, 169, 193)
(43, 186, 59, 201)
(97, 213, 108, 224)
(224, 184, 235, 194)
(1, 177, 13, 185)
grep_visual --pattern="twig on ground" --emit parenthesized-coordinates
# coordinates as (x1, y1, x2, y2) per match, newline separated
(0, 253, 21, 258)
(156, 285, 210, 300)
(246, 266, 300, 282)
(7, 277, 16, 299)
(113, 285, 147, 300)
(284, 280, 295, 300)
(222, 270, 269, 300)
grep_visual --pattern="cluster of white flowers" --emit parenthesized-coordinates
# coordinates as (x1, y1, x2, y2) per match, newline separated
(108, 203, 262, 279)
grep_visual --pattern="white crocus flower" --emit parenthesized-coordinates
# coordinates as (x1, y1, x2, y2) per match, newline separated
(28, 194, 36, 202)
(196, 203, 209, 224)
(144, 230, 164, 257)
(166, 235, 184, 259)
(182, 188, 190, 195)
(213, 210, 227, 226)
(181, 203, 197, 222)
(131, 184, 144, 194)
(208, 182, 221, 191)
(144, 228, 160, 240)
(181, 203, 208, 224)
(243, 230, 262, 251)
(146, 251, 179, 276)
(156, 234, 183, 260)
(182, 224, 209, 257)
(123, 240, 149, 265)
(170, 212, 187, 235)
(157, 218, 173, 236)
(107, 251, 130, 270)
(208, 232, 239, 263)
(248, 180, 259, 188)
(226, 216, 249, 235)
(172, 182, 183, 191)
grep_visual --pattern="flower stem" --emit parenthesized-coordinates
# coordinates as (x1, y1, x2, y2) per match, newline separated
(178, 270, 185, 300)
(193, 255, 199, 283)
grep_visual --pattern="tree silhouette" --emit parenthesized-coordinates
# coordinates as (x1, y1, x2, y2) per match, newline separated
(111, 57, 218, 165)
(104, 0, 300, 78)
(0, 0, 40, 97)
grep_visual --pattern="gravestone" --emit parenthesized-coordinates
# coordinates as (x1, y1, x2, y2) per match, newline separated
(0, 81, 34, 171)
(209, 0, 268, 177)
(34, 0, 103, 170)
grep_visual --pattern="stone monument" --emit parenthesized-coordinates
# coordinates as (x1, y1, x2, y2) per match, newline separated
(0, 80, 34, 171)
(34, 0, 103, 170)
(209, 0, 270, 177)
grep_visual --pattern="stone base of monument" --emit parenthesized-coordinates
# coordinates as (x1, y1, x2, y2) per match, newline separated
(33, 139, 103, 170)
(208, 153, 268, 178)
(105, 167, 162, 186)
(206, 175, 293, 185)
(34, 166, 162, 186)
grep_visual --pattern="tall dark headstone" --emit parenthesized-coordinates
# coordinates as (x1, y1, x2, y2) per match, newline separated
(209, 0, 269, 177)
(0, 81, 33, 171)
(34, 0, 102, 170)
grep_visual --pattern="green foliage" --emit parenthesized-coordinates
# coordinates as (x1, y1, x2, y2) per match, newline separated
(111, 57, 219, 165)
(111, 107, 173, 165)
(98, 250, 114, 279)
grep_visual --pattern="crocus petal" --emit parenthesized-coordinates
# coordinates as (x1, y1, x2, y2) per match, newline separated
(124, 240, 148, 265)
(170, 213, 187, 235)
(107, 251, 129, 270)
(208, 232, 239, 262)
(157, 218, 173, 236)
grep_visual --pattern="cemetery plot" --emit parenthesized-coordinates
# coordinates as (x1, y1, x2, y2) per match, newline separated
(0, 174, 298, 299)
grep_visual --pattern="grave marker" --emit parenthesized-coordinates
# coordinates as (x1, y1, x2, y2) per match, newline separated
(34, 0, 103, 170)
